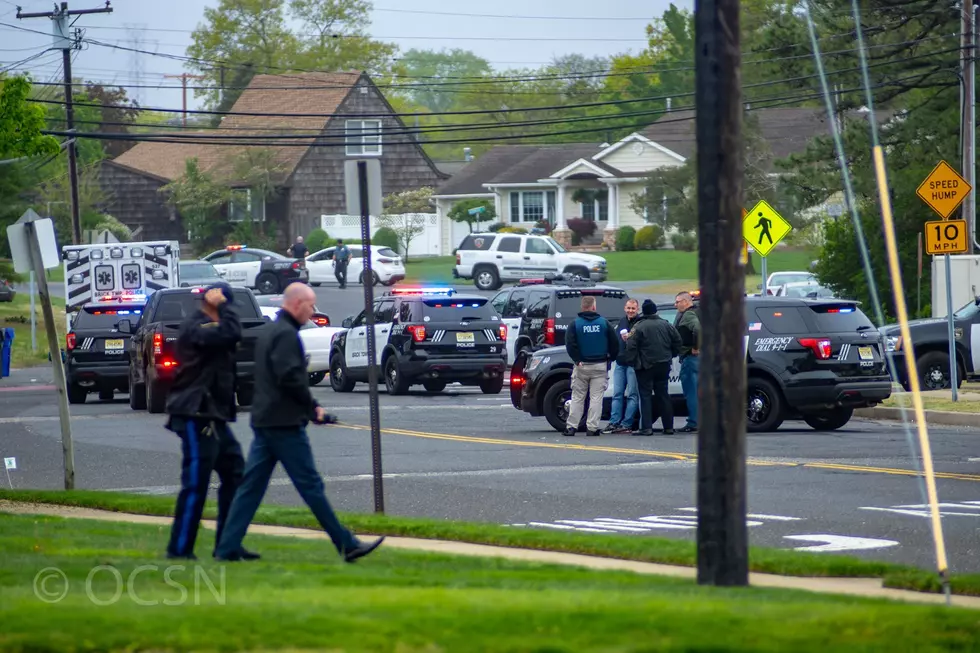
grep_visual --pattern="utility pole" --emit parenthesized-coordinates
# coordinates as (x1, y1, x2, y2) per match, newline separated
(164, 73, 206, 127)
(18, 2, 113, 246)
(963, 0, 976, 252)
(694, 0, 748, 586)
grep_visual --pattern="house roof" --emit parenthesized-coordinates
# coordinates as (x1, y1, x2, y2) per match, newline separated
(112, 71, 364, 183)
(433, 143, 605, 196)
(640, 108, 891, 161)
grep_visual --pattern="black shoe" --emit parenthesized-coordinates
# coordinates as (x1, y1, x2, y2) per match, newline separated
(663, 429, 675, 435)
(587, 429, 601, 437)
(344, 536, 385, 563)
(602, 424, 621, 433)
(563, 428, 576, 437)
(632, 429, 654, 436)
(166, 552, 197, 560)
(680, 425, 697, 433)
(240, 548, 261, 560)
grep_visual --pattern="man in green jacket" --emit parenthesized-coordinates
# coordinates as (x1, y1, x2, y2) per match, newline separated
(673, 291, 700, 432)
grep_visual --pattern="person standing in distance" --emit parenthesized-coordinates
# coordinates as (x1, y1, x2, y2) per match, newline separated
(289, 236, 308, 260)
(605, 298, 641, 433)
(214, 282, 384, 563)
(625, 299, 681, 436)
(334, 239, 351, 289)
(673, 292, 700, 432)
(165, 282, 258, 561)
(563, 294, 620, 437)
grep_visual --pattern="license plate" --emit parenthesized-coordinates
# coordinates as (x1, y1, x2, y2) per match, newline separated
(104, 339, 124, 350)
(456, 332, 474, 343)
(858, 346, 874, 361)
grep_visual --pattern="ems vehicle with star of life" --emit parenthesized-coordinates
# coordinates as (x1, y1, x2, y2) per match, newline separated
(512, 296, 892, 433)
(328, 286, 508, 395)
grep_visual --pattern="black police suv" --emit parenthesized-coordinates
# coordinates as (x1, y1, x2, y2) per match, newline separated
(329, 287, 508, 395)
(515, 296, 892, 433)
(489, 274, 629, 366)
(64, 296, 147, 404)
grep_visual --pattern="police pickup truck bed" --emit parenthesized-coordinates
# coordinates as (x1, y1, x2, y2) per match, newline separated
(120, 286, 267, 413)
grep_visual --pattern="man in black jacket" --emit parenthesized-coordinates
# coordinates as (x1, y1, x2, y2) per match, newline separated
(624, 299, 682, 436)
(164, 282, 257, 561)
(605, 298, 641, 433)
(214, 282, 384, 563)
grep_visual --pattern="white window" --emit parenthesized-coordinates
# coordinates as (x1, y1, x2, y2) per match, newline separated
(346, 119, 383, 156)
(509, 191, 556, 223)
(229, 188, 265, 223)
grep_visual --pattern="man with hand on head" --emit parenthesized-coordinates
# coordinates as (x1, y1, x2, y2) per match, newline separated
(214, 282, 384, 563)
(165, 282, 258, 562)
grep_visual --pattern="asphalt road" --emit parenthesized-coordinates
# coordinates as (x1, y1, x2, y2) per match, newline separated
(1, 373, 978, 573)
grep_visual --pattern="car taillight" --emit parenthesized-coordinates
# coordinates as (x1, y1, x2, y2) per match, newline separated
(498, 323, 507, 340)
(160, 359, 178, 369)
(66, 333, 76, 351)
(378, 258, 393, 264)
(456, 253, 461, 265)
(292, 261, 304, 270)
(153, 333, 162, 355)
(544, 318, 555, 345)
(406, 325, 426, 342)
(798, 337, 832, 359)
(313, 316, 330, 326)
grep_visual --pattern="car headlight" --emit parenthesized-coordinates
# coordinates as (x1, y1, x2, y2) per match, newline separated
(527, 356, 549, 372)
(885, 336, 902, 352)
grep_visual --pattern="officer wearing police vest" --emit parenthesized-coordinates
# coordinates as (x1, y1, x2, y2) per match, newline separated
(563, 294, 620, 437)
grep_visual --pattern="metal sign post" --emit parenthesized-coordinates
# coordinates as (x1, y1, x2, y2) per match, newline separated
(29, 271, 37, 351)
(918, 162, 973, 400)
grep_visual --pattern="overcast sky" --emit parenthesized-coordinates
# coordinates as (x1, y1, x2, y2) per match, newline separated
(0, 0, 690, 110)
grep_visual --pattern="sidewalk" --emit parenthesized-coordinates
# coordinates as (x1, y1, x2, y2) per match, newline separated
(856, 388, 980, 428)
(0, 367, 55, 390)
(1, 499, 977, 610)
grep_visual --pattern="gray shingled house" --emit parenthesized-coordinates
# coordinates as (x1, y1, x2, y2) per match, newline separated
(98, 71, 447, 248)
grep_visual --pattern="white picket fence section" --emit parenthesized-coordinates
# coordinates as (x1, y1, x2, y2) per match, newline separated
(320, 213, 445, 257)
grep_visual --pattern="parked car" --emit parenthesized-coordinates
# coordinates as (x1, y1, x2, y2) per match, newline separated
(0, 279, 15, 302)
(201, 245, 309, 295)
(259, 306, 342, 385)
(305, 244, 406, 287)
(178, 260, 225, 287)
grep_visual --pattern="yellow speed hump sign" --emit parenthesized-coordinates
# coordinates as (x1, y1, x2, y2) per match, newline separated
(916, 161, 972, 219)
(743, 200, 792, 257)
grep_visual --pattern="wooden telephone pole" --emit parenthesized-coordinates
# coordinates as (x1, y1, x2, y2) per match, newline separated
(164, 73, 206, 127)
(694, 0, 749, 586)
(17, 2, 113, 246)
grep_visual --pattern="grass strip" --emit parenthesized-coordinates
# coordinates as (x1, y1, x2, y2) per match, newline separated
(3, 512, 978, 652)
(0, 294, 66, 368)
(2, 488, 978, 598)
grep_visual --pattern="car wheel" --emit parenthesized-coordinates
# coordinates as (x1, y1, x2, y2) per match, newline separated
(255, 273, 280, 295)
(746, 377, 784, 432)
(236, 384, 254, 406)
(384, 356, 410, 395)
(542, 379, 587, 433)
(67, 383, 87, 405)
(147, 379, 166, 414)
(474, 266, 499, 291)
(359, 270, 380, 286)
(480, 375, 504, 394)
(803, 408, 853, 431)
(129, 379, 146, 410)
(330, 355, 356, 392)
(916, 350, 963, 390)
(423, 381, 447, 393)
(309, 371, 327, 386)
(509, 353, 529, 410)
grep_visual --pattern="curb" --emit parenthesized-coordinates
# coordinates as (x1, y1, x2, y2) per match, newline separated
(855, 406, 980, 428)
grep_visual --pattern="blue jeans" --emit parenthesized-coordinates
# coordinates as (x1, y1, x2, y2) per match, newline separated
(214, 426, 359, 558)
(680, 355, 699, 427)
(609, 364, 639, 427)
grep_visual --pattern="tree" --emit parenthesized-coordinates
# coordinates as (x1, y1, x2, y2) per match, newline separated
(395, 49, 492, 113)
(447, 198, 496, 233)
(379, 187, 434, 259)
(160, 158, 231, 251)
(81, 83, 141, 157)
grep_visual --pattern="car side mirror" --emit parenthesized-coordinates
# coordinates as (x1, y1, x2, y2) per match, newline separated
(342, 316, 353, 328)
(117, 319, 133, 334)
(218, 269, 227, 277)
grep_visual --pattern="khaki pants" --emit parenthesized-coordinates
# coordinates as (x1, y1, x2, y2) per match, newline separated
(566, 362, 608, 432)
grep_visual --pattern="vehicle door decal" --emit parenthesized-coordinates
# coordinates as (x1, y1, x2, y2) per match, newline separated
(971, 325, 980, 373)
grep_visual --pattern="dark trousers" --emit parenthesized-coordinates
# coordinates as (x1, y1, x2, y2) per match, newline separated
(167, 419, 244, 557)
(214, 426, 359, 558)
(636, 362, 674, 431)
(335, 262, 348, 288)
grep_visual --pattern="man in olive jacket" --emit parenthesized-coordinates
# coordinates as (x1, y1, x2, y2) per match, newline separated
(673, 291, 701, 432)
(624, 299, 682, 435)
(214, 282, 383, 563)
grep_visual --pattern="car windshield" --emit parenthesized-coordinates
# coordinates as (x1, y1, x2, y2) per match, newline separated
(377, 248, 399, 258)
(784, 284, 833, 299)
(75, 305, 144, 329)
(806, 303, 875, 332)
(556, 294, 628, 320)
(156, 290, 260, 319)
(954, 300, 980, 319)
(420, 297, 496, 320)
(180, 263, 221, 279)
(546, 237, 566, 253)
(772, 273, 815, 285)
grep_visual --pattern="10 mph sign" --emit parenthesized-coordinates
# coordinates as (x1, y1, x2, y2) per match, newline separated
(925, 219, 968, 254)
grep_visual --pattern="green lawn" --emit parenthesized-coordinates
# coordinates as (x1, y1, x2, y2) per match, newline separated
(403, 248, 816, 285)
(3, 489, 978, 599)
(0, 293, 66, 368)
(1, 512, 978, 652)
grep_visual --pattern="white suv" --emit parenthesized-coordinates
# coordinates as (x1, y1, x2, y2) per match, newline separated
(453, 232, 607, 291)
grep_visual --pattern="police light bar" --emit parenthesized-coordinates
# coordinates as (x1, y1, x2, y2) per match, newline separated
(99, 293, 146, 303)
(519, 278, 548, 285)
(390, 286, 455, 296)
(226, 245, 247, 251)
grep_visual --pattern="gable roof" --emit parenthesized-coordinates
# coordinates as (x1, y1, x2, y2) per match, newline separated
(112, 71, 364, 184)
(640, 107, 891, 161)
(433, 143, 604, 196)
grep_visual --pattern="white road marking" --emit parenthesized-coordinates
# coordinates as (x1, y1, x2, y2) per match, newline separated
(557, 520, 651, 532)
(677, 507, 803, 521)
(526, 522, 614, 534)
(783, 534, 899, 553)
(861, 502, 980, 518)
(969, 458, 980, 462)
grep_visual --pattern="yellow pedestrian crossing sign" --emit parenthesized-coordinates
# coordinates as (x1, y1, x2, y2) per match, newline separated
(743, 200, 792, 257)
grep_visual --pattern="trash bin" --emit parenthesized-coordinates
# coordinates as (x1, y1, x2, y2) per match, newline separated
(1, 328, 13, 378)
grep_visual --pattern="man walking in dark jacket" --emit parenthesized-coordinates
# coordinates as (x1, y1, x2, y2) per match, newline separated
(605, 298, 641, 433)
(165, 282, 258, 561)
(564, 294, 620, 437)
(214, 282, 384, 563)
(625, 299, 682, 436)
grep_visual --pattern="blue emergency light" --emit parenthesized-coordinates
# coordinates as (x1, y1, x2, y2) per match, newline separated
(391, 286, 456, 296)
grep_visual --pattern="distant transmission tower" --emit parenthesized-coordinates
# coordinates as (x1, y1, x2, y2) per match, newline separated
(125, 23, 146, 103)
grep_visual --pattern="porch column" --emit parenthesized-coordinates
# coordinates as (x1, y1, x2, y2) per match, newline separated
(603, 181, 620, 249)
(555, 182, 567, 230)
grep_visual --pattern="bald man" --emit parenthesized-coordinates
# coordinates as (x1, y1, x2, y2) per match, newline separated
(214, 282, 384, 563)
